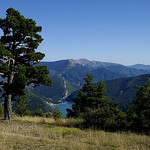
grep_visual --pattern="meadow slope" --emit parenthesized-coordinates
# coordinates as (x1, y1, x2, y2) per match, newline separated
(0, 116, 150, 150)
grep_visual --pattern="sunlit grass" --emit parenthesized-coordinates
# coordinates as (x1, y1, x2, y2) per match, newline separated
(0, 116, 149, 150)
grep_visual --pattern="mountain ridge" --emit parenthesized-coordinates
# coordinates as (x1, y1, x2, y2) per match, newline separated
(1, 58, 150, 112)
(128, 64, 150, 70)
(39, 59, 150, 86)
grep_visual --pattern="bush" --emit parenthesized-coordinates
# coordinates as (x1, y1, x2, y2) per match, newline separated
(52, 107, 62, 120)
(82, 107, 116, 130)
(15, 94, 30, 117)
(83, 106, 127, 131)
(45, 113, 52, 118)
(30, 109, 44, 117)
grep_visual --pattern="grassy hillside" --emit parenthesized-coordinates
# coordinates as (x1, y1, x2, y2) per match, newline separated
(0, 116, 149, 150)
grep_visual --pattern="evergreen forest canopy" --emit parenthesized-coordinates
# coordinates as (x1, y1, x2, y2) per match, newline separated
(0, 8, 52, 121)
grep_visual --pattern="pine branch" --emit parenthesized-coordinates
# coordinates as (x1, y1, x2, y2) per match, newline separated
(0, 84, 4, 87)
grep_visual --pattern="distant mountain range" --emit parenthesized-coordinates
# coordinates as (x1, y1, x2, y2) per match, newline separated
(128, 64, 150, 70)
(39, 59, 150, 86)
(34, 59, 150, 107)
(1, 59, 150, 112)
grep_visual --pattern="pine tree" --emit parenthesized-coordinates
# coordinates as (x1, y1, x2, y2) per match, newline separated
(67, 74, 126, 130)
(0, 8, 52, 121)
(52, 107, 62, 120)
(67, 74, 96, 117)
(15, 93, 30, 117)
(133, 77, 150, 131)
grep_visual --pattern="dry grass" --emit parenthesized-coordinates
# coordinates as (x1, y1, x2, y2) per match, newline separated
(0, 116, 149, 150)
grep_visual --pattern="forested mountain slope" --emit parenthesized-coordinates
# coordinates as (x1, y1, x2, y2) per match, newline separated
(66, 74, 150, 110)
(40, 59, 150, 86)
(1, 59, 150, 112)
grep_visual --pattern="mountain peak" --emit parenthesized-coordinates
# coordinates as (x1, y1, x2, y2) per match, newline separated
(68, 58, 91, 66)
(68, 58, 121, 69)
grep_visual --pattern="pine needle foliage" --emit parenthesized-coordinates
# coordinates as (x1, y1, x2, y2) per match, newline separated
(0, 8, 52, 120)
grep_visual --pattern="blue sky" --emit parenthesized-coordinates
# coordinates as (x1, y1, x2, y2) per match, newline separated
(0, 0, 150, 65)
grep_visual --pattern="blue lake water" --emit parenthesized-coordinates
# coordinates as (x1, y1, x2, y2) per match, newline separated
(51, 102, 73, 117)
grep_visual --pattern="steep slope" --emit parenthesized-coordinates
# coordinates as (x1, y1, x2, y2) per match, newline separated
(92, 67, 124, 83)
(32, 74, 78, 102)
(0, 88, 53, 113)
(66, 74, 150, 110)
(27, 89, 53, 112)
(105, 74, 150, 110)
(0, 74, 78, 112)
(40, 59, 150, 87)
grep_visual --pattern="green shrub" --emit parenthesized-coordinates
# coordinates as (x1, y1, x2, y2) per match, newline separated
(15, 94, 30, 117)
(83, 107, 116, 130)
(30, 109, 44, 117)
(45, 113, 52, 118)
(52, 107, 62, 120)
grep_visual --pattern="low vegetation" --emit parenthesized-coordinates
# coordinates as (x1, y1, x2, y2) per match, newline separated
(0, 116, 150, 150)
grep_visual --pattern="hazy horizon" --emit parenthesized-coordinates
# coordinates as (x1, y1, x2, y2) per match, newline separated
(41, 58, 150, 66)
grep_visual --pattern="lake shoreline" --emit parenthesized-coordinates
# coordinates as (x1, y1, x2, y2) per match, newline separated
(51, 101, 73, 117)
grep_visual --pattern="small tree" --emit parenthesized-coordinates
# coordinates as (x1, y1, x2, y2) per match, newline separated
(52, 107, 62, 120)
(31, 109, 44, 117)
(15, 93, 30, 117)
(0, 8, 52, 121)
(67, 74, 115, 117)
(66, 74, 125, 130)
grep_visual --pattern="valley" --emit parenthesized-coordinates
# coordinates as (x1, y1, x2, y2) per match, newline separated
(1, 59, 150, 113)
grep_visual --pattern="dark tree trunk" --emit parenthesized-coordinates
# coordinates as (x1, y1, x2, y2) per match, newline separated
(4, 71, 14, 121)
(4, 94, 12, 121)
